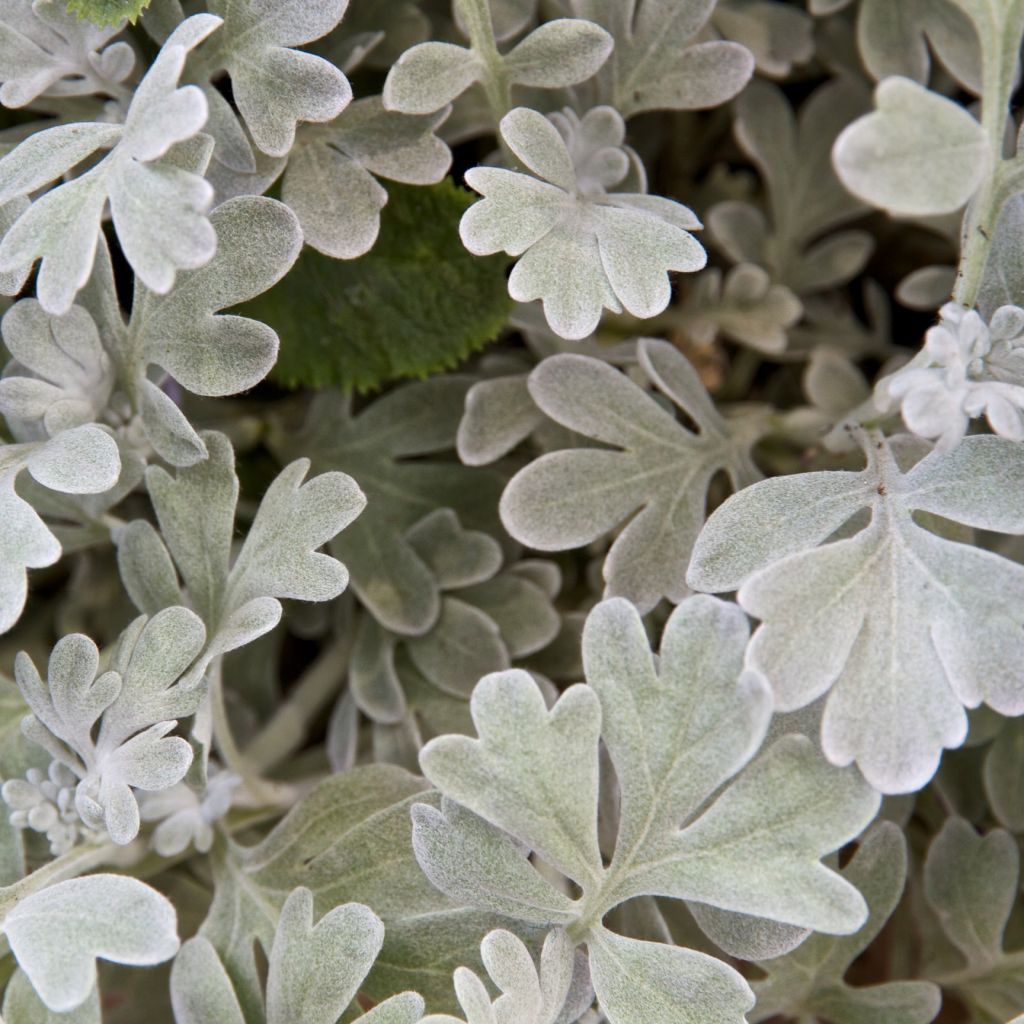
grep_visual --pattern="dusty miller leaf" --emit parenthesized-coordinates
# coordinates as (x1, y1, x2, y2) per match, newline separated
(710, 77, 873, 296)
(271, 378, 505, 635)
(0, 14, 222, 314)
(571, 0, 754, 117)
(500, 339, 766, 613)
(283, 96, 451, 260)
(0, 426, 119, 634)
(0, 1, 135, 106)
(832, 76, 988, 217)
(689, 433, 1024, 793)
(415, 596, 879, 1024)
(16, 608, 205, 843)
(140, 430, 364, 665)
(2, 874, 179, 1012)
(199, 764, 503, 1017)
(752, 822, 941, 1023)
(207, 0, 352, 157)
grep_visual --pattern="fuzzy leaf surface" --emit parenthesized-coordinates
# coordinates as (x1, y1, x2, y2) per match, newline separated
(501, 339, 764, 612)
(689, 434, 1024, 793)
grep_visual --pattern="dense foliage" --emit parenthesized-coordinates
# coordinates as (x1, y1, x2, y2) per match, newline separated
(0, 1, 1023, 1022)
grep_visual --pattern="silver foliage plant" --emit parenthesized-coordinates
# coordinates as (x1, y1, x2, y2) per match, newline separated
(0, 0, 1021, 1022)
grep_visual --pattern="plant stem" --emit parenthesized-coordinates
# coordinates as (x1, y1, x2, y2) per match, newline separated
(953, 0, 1024, 307)
(245, 631, 353, 773)
(455, 0, 511, 125)
(0, 838, 122, 920)
(208, 661, 284, 805)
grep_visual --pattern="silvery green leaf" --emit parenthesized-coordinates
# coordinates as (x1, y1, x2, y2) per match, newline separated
(751, 822, 941, 1023)
(350, 615, 406, 723)
(582, 598, 876, 934)
(418, 594, 876, 1022)
(857, 0, 979, 91)
(984, 718, 1024, 831)
(146, 429, 361, 666)
(582, 596, 771, 860)
(405, 508, 503, 590)
(23, 425, 119, 494)
(833, 76, 989, 216)
(456, 374, 542, 466)
(200, 82, 256, 173)
(0, 167, 112, 317)
(924, 816, 1018, 968)
(0, 474, 62, 634)
(225, 456, 365, 608)
(200, 765, 497, 1015)
(383, 41, 479, 115)
(461, 108, 705, 340)
(115, 520, 181, 616)
(0, 15, 222, 314)
(501, 19, 613, 88)
(500, 340, 764, 613)
(384, 18, 610, 116)
(978, 193, 1024, 319)
(434, 927, 582, 1024)
(617, 734, 878, 932)
(3, 874, 179, 1012)
(0, 0, 134, 108)
(284, 97, 450, 259)
(689, 433, 1024, 793)
(138, 378, 208, 467)
(680, 264, 802, 354)
(208, 0, 352, 156)
(0, 123, 121, 207)
(722, 78, 872, 294)
(320, 0, 429, 72)
(712, 0, 814, 77)
(572, 0, 754, 116)
(13, 609, 203, 842)
(266, 888, 385, 1024)
(275, 380, 505, 635)
(170, 937, 246, 1024)
(686, 905, 808, 962)
(129, 195, 302, 405)
(0, 426, 119, 634)
(588, 927, 753, 1024)
(145, 431, 235, 624)
(412, 798, 579, 926)
(459, 574, 560, 659)
(420, 669, 603, 886)
(407, 597, 510, 699)
(896, 265, 957, 311)
(2, 967, 100, 1024)
(0, 300, 114, 435)
(102, 606, 206, 740)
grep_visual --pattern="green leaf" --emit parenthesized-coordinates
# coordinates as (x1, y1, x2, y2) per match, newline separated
(244, 180, 512, 394)
(64, 0, 151, 26)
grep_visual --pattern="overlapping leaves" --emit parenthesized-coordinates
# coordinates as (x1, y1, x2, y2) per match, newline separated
(501, 338, 766, 612)
(413, 595, 880, 1024)
(119, 430, 365, 667)
(0, 14, 222, 314)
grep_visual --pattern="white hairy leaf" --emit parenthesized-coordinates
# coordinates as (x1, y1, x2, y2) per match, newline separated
(689, 433, 1024, 793)
(501, 340, 765, 612)
(833, 76, 988, 217)
(3, 874, 179, 1012)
